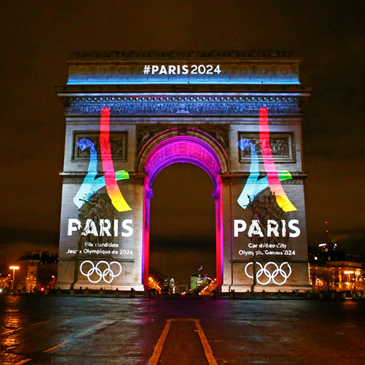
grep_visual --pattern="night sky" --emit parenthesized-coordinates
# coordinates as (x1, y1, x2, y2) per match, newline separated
(0, 1, 364, 281)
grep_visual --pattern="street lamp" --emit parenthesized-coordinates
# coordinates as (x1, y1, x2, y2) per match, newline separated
(9, 266, 19, 291)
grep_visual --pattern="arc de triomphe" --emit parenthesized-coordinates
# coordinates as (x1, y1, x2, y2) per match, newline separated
(56, 51, 311, 292)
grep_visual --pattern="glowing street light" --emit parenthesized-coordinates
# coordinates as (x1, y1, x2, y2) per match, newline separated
(9, 266, 19, 291)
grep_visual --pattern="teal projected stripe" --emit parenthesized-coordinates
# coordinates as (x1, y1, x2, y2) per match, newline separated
(73, 138, 129, 208)
(237, 137, 293, 209)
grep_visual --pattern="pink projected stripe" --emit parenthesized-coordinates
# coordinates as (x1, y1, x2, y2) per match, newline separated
(259, 108, 296, 212)
(100, 107, 131, 212)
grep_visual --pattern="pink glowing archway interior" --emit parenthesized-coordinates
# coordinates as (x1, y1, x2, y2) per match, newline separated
(143, 135, 224, 288)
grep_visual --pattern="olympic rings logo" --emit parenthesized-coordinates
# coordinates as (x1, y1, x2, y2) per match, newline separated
(244, 262, 292, 285)
(80, 260, 122, 284)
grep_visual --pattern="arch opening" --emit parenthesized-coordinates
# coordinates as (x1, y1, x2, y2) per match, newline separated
(142, 135, 224, 289)
(149, 163, 216, 292)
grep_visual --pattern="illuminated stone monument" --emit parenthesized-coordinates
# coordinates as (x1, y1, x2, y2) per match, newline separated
(56, 51, 311, 292)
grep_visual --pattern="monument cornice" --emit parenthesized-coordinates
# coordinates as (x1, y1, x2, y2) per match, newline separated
(57, 93, 309, 117)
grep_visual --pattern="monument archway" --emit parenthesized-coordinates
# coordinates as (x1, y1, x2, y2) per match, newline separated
(139, 132, 227, 287)
(57, 51, 312, 293)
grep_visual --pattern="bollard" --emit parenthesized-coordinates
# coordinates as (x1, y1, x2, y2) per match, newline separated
(45, 289, 49, 295)
(99, 288, 104, 296)
(261, 290, 267, 298)
(57, 287, 61, 295)
(352, 292, 357, 300)
(362, 292, 365, 299)
(70, 289, 74, 296)
(319, 292, 323, 299)
(306, 290, 311, 299)
(130, 288, 136, 298)
(330, 292, 335, 299)
(342, 292, 346, 299)
(115, 288, 120, 297)
(277, 290, 282, 299)
(84, 288, 89, 296)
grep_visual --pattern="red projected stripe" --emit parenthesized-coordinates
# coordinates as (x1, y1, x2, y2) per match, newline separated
(259, 108, 296, 212)
(100, 107, 131, 212)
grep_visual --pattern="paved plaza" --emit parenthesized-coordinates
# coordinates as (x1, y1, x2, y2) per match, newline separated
(1, 294, 364, 364)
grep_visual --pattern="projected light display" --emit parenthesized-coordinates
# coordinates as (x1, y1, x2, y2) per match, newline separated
(73, 107, 131, 212)
(80, 260, 123, 284)
(237, 107, 296, 212)
(258, 108, 296, 212)
(244, 261, 292, 285)
(100, 108, 131, 212)
(234, 107, 301, 274)
(237, 138, 292, 209)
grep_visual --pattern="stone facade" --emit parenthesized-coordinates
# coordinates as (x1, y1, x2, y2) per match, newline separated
(57, 52, 311, 292)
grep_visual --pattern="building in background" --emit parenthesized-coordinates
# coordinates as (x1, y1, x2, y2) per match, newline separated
(309, 242, 365, 292)
(163, 277, 176, 294)
(190, 275, 198, 291)
(9, 251, 58, 292)
(175, 284, 189, 294)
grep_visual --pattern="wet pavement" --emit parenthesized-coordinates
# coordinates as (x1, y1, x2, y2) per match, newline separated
(0, 294, 364, 364)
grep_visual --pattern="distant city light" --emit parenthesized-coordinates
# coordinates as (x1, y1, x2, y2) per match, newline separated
(9, 266, 20, 291)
